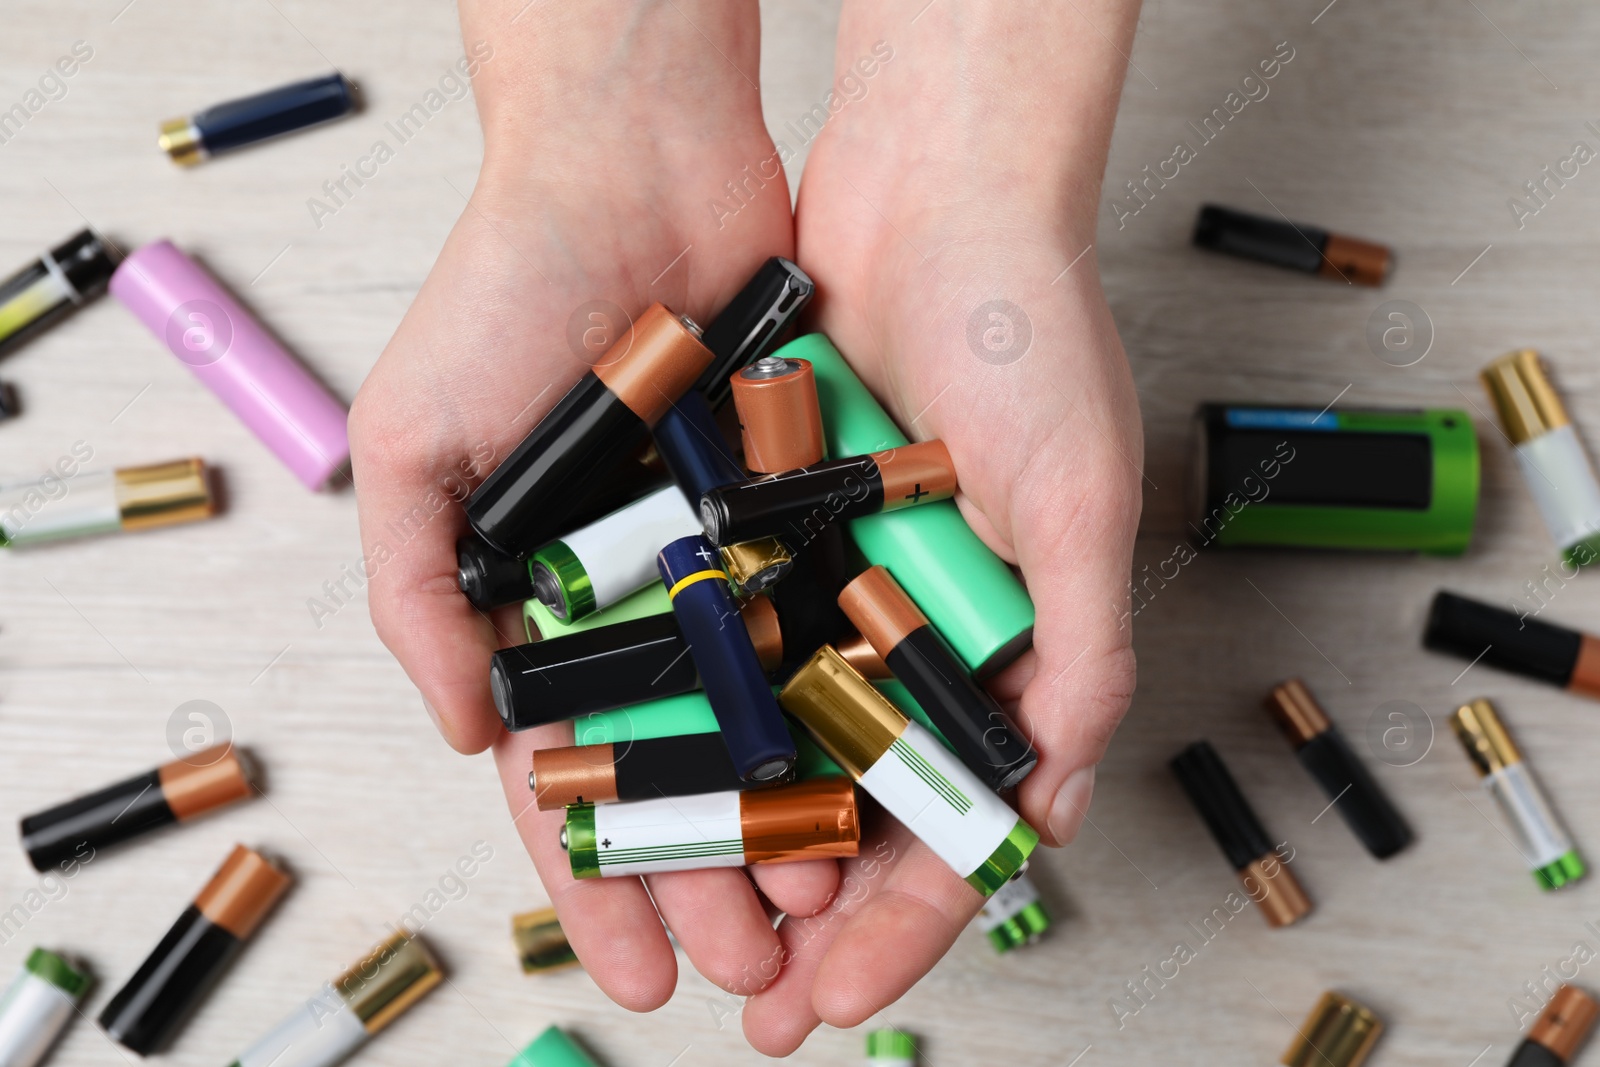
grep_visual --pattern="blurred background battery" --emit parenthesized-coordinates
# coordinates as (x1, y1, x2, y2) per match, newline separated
(658, 535, 795, 781)
(510, 908, 577, 975)
(976, 872, 1051, 953)
(1280, 991, 1383, 1067)
(1506, 985, 1598, 1067)
(0, 457, 214, 549)
(0, 949, 90, 1067)
(159, 72, 355, 165)
(0, 229, 118, 355)
(866, 1028, 918, 1066)
(507, 1026, 602, 1067)
(1192, 203, 1392, 286)
(1424, 590, 1600, 700)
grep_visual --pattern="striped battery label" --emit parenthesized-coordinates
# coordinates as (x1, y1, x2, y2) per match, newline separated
(590, 790, 747, 876)
(1488, 763, 1574, 870)
(977, 873, 1040, 932)
(233, 985, 368, 1067)
(856, 720, 1018, 879)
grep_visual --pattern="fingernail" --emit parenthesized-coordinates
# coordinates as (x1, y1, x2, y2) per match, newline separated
(1047, 764, 1096, 845)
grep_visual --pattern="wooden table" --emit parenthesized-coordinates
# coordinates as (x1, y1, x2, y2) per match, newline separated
(3, 1, 1598, 1063)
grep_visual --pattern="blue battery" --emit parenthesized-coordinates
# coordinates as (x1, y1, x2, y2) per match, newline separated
(160, 72, 355, 165)
(657, 535, 795, 781)
(654, 392, 742, 501)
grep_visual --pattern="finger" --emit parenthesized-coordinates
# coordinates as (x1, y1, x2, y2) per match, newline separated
(748, 858, 842, 918)
(646, 868, 782, 996)
(494, 725, 678, 1010)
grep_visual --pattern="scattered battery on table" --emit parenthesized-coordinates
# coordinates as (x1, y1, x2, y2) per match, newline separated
(0, 949, 90, 1067)
(508, 1026, 603, 1067)
(1193, 204, 1391, 286)
(511, 908, 578, 975)
(976, 871, 1051, 953)
(160, 72, 355, 165)
(0, 229, 117, 356)
(0, 457, 213, 549)
(1506, 985, 1598, 1067)
(1280, 991, 1383, 1067)
(1424, 591, 1600, 700)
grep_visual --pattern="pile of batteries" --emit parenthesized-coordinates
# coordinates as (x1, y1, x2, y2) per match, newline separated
(453, 258, 1044, 900)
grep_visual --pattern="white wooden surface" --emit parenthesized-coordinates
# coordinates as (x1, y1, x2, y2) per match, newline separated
(4, 1, 1600, 1064)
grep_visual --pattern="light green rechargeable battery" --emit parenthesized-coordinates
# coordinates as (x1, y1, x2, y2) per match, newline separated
(524, 582, 670, 643)
(780, 334, 1036, 676)
(508, 1025, 601, 1067)
(1192, 403, 1479, 554)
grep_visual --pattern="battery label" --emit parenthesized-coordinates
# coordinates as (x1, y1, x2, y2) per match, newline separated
(1489, 763, 1573, 870)
(977, 873, 1040, 932)
(590, 790, 746, 876)
(1224, 408, 1338, 431)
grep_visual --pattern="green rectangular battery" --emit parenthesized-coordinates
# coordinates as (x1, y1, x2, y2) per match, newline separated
(523, 581, 670, 643)
(1192, 404, 1479, 555)
(508, 1026, 600, 1067)
(779, 334, 1036, 676)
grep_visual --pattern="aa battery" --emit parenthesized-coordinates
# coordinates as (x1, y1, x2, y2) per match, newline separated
(531, 486, 700, 621)
(20, 743, 253, 871)
(1280, 991, 1383, 1067)
(791, 334, 1035, 676)
(699, 440, 956, 548)
(693, 257, 814, 409)
(1169, 741, 1312, 927)
(1482, 350, 1600, 566)
(160, 72, 355, 165)
(1424, 591, 1600, 700)
(866, 1029, 917, 1066)
(526, 583, 671, 643)
(1265, 680, 1412, 860)
(839, 566, 1035, 793)
(467, 304, 712, 558)
(1191, 403, 1479, 555)
(1508, 985, 1599, 1067)
(511, 908, 578, 975)
(562, 777, 859, 878)
(658, 536, 795, 781)
(976, 872, 1051, 953)
(227, 933, 441, 1067)
(731, 356, 825, 474)
(99, 844, 291, 1055)
(509, 1025, 602, 1067)
(111, 241, 350, 491)
(0, 229, 118, 356)
(1193, 204, 1391, 286)
(1452, 699, 1585, 890)
(0, 457, 213, 549)
(0, 949, 90, 1067)
(780, 646, 1038, 895)
(491, 595, 781, 730)
(530, 731, 771, 810)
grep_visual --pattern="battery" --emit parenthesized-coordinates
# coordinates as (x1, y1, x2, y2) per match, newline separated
(99, 844, 292, 1055)
(866, 1028, 917, 1066)
(719, 537, 795, 596)
(20, 743, 253, 871)
(525, 582, 671, 643)
(780, 646, 1038, 895)
(836, 632, 891, 679)
(0, 230, 118, 356)
(226, 933, 441, 1067)
(1191, 403, 1479, 554)
(530, 730, 773, 809)
(693, 257, 814, 409)
(491, 595, 781, 730)
(1193, 204, 1391, 287)
(658, 535, 795, 781)
(0, 457, 213, 549)
(731, 356, 825, 474)
(1508, 986, 1599, 1067)
(530, 485, 701, 621)
(467, 304, 712, 558)
(700, 440, 956, 548)
(1424, 591, 1600, 700)
(0, 948, 90, 1067)
(510, 908, 578, 974)
(561, 776, 859, 878)
(160, 72, 355, 165)
(1169, 741, 1313, 927)
(1265, 680, 1412, 859)
(508, 1026, 602, 1067)
(790, 334, 1035, 676)
(1452, 699, 1585, 890)
(1280, 991, 1383, 1067)
(839, 565, 1035, 792)
(111, 241, 351, 491)
(976, 871, 1051, 953)
(1482, 350, 1600, 566)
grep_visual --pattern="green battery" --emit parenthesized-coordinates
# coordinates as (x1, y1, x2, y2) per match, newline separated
(780, 334, 1035, 676)
(508, 1026, 600, 1067)
(977, 871, 1051, 952)
(1192, 404, 1479, 555)
(866, 1027, 918, 1065)
(523, 581, 670, 643)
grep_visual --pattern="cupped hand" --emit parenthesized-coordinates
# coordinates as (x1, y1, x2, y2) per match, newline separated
(740, 0, 1144, 1053)
(349, 0, 842, 1016)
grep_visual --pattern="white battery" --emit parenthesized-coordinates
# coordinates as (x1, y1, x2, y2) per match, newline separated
(0, 950, 88, 1067)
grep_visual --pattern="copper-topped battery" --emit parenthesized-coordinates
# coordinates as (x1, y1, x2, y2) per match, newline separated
(1265, 679, 1331, 746)
(532, 729, 782, 809)
(1244, 854, 1313, 928)
(731, 356, 825, 473)
(838, 566, 927, 651)
(591, 303, 715, 426)
(159, 748, 254, 820)
(876, 440, 957, 511)
(741, 594, 784, 672)
(1523, 985, 1600, 1064)
(1318, 234, 1391, 287)
(835, 631, 891, 680)
(739, 776, 859, 864)
(195, 844, 293, 939)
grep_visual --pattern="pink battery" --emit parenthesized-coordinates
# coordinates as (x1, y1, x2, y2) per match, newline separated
(110, 240, 349, 490)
